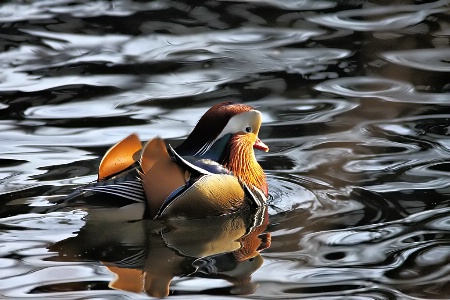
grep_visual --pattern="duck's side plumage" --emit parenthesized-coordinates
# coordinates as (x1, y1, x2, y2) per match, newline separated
(156, 174, 249, 218)
(138, 137, 265, 219)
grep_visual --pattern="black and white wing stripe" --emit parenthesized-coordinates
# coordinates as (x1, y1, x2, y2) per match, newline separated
(83, 180, 146, 202)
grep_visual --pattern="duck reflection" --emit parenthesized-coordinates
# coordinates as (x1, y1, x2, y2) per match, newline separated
(48, 206, 270, 298)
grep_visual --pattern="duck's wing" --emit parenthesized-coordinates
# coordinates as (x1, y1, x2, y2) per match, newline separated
(58, 168, 146, 207)
(83, 172, 146, 202)
(98, 133, 142, 181)
(56, 134, 144, 205)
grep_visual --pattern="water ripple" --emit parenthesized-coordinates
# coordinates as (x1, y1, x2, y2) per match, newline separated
(307, 2, 449, 32)
(222, 0, 336, 10)
(1, 27, 345, 102)
(267, 175, 318, 214)
(261, 97, 357, 125)
(0, 0, 167, 22)
(0, 70, 136, 93)
(315, 77, 450, 103)
(259, 208, 450, 298)
(380, 48, 450, 72)
(122, 27, 326, 61)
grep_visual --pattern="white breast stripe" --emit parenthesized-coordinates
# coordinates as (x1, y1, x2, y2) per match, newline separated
(246, 204, 267, 235)
(243, 184, 267, 208)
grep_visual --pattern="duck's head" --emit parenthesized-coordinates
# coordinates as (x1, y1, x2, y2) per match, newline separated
(176, 102, 269, 197)
(176, 102, 269, 160)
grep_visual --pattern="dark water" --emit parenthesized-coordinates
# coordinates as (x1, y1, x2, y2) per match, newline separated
(1, 0, 450, 299)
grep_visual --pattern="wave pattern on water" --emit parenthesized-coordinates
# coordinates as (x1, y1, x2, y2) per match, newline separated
(1, 0, 450, 299)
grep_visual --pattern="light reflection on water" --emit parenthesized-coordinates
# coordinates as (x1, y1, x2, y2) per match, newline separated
(1, 0, 450, 299)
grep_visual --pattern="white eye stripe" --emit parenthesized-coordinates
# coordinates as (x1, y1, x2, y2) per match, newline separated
(213, 110, 262, 143)
(194, 110, 261, 156)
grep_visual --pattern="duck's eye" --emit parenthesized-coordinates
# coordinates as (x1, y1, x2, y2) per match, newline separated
(245, 126, 252, 133)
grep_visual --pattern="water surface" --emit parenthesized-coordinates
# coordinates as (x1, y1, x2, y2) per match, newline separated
(1, 0, 450, 299)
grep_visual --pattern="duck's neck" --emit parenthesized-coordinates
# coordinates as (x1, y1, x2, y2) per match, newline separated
(223, 134, 268, 197)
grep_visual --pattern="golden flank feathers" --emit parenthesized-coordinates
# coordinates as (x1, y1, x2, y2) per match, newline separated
(159, 174, 249, 218)
(98, 133, 142, 181)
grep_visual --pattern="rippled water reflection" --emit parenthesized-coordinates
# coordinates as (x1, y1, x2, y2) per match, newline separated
(1, 0, 450, 299)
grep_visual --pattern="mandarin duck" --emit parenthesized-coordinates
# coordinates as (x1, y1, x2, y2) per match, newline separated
(65, 102, 269, 219)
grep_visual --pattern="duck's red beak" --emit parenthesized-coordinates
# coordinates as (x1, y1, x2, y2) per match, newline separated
(254, 137, 269, 152)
